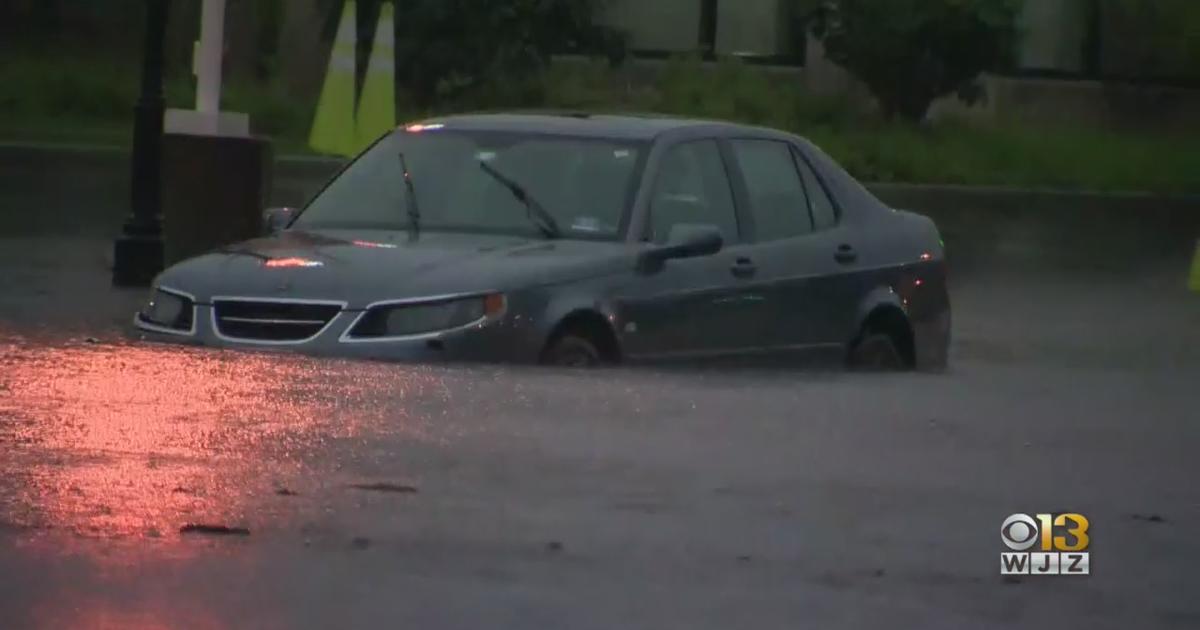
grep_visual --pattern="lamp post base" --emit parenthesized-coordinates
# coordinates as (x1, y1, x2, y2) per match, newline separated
(112, 233, 164, 287)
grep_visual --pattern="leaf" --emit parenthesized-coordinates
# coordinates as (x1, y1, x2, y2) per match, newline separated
(811, 0, 1023, 121)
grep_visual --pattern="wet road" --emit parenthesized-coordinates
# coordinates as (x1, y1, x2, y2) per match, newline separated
(1, 236, 1199, 629)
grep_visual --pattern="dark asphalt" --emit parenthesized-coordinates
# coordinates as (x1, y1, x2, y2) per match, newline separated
(0, 233, 1197, 630)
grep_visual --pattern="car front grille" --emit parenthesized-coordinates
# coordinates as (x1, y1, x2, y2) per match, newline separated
(212, 299, 342, 342)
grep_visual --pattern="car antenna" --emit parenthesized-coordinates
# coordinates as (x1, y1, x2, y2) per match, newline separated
(398, 152, 420, 240)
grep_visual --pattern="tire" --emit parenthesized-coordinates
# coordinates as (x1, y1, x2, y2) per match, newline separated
(542, 334, 602, 367)
(849, 333, 905, 371)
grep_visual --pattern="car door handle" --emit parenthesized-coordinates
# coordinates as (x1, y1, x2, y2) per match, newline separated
(730, 257, 757, 278)
(713, 294, 765, 306)
(834, 244, 858, 264)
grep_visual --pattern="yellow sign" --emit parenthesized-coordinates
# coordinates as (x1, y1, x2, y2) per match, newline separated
(356, 1, 397, 152)
(309, 0, 358, 157)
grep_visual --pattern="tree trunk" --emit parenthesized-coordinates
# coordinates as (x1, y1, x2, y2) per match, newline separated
(223, 0, 262, 81)
(280, 0, 332, 101)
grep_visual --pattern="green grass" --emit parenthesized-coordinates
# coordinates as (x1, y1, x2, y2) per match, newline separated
(804, 121, 1200, 193)
(0, 50, 312, 152)
(2, 51, 1197, 193)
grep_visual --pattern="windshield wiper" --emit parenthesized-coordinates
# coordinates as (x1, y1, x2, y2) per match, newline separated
(398, 152, 420, 236)
(478, 160, 561, 239)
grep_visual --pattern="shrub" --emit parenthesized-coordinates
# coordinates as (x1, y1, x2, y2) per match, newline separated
(1107, 0, 1200, 80)
(540, 54, 859, 134)
(806, 0, 1023, 122)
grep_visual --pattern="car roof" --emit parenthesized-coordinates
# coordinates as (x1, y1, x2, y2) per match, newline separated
(410, 112, 749, 141)
(403, 112, 891, 225)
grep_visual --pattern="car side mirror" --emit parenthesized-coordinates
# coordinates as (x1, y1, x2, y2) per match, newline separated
(263, 207, 298, 235)
(637, 224, 724, 273)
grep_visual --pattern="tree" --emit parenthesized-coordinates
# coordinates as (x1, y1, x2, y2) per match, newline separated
(806, 0, 1023, 122)
(394, 0, 623, 109)
(1106, 0, 1200, 80)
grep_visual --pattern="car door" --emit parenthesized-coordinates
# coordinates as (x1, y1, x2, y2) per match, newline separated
(616, 139, 768, 359)
(789, 144, 864, 344)
(725, 138, 862, 350)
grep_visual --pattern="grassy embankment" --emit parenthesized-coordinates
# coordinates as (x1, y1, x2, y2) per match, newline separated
(2, 52, 1196, 194)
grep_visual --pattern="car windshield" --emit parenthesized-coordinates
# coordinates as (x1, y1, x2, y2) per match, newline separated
(294, 128, 646, 240)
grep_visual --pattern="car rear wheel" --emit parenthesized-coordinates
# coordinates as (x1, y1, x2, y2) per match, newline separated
(542, 335, 602, 367)
(849, 333, 905, 371)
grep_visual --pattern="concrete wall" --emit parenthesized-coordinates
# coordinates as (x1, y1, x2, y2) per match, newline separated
(873, 184, 1200, 274)
(931, 75, 1200, 131)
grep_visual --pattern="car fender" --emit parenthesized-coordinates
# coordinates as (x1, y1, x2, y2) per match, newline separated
(535, 287, 622, 353)
(852, 276, 950, 370)
(852, 285, 908, 341)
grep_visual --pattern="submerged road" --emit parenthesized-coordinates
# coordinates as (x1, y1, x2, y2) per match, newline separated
(0, 235, 1198, 629)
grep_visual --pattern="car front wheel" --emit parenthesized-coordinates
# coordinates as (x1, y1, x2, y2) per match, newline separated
(542, 335, 602, 367)
(849, 333, 905, 371)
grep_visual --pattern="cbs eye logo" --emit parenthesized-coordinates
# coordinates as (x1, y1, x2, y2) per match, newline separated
(1000, 513, 1090, 576)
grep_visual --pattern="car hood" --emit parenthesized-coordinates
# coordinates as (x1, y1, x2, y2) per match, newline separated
(157, 229, 634, 307)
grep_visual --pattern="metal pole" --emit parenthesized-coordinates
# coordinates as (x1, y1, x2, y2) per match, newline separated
(113, 0, 169, 286)
(1083, 0, 1102, 79)
(699, 0, 718, 60)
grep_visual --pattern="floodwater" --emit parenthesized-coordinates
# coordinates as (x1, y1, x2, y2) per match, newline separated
(0, 338, 442, 540)
(0, 263, 1198, 628)
(0, 154, 1198, 627)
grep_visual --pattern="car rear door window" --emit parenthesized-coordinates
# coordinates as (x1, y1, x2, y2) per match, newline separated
(650, 140, 739, 243)
(730, 139, 814, 242)
(793, 149, 839, 231)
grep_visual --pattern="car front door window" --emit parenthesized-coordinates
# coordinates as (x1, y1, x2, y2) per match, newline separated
(649, 140, 739, 243)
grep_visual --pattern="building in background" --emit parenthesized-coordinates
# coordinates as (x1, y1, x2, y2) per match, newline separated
(1019, 0, 1091, 75)
(602, 0, 1198, 85)
(595, 0, 1198, 128)
(600, 0, 804, 63)
(3, 0, 1193, 86)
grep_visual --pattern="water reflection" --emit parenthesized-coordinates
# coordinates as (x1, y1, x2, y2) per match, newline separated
(0, 333, 446, 544)
(23, 587, 232, 630)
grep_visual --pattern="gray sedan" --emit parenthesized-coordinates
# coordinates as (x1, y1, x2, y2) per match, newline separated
(135, 113, 950, 369)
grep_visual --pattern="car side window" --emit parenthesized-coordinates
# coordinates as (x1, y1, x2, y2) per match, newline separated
(793, 148, 839, 231)
(650, 140, 739, 244)
(729, 139, 813, 241)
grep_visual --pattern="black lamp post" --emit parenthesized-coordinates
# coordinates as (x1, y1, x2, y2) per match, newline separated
(699, 0, 718, 60)
(113, 0, 169, 286)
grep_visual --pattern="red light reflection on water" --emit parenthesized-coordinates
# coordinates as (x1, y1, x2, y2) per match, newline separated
(352, 239, 399, 249)
(24, 591, 231, 630)
(263, 257, 323, 268)
(0, 329, 459, 629)
(0, 337, 443, 547)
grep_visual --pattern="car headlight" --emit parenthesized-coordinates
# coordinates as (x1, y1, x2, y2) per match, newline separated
(349, 294, 506, 339)
(138, 288, 194, 332)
